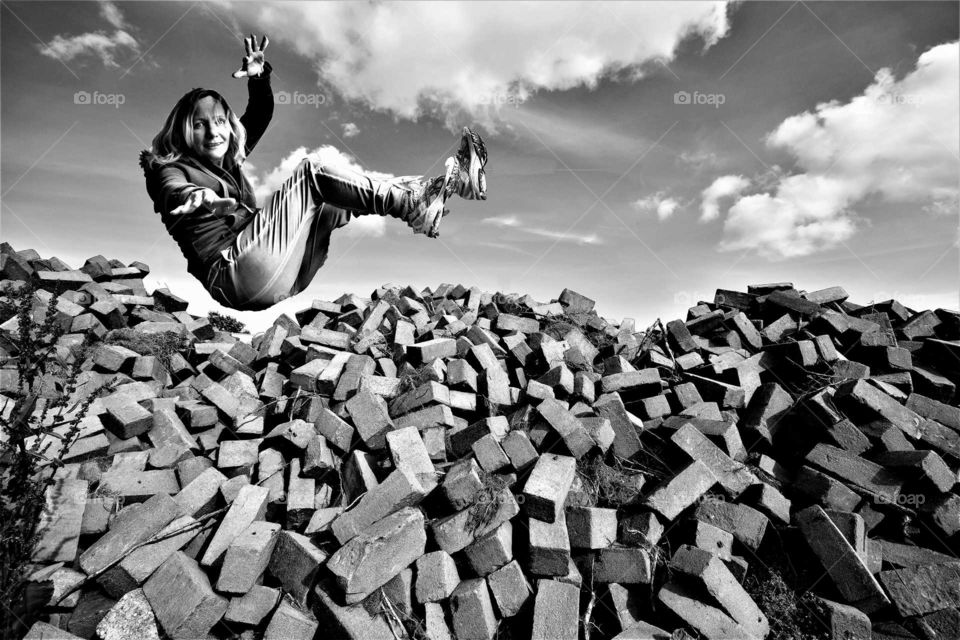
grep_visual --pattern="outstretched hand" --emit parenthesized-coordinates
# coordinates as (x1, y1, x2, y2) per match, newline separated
(171, 188, 237, 216)
(233, 33, 269, 79)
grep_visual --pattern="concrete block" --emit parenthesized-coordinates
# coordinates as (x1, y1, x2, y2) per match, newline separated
(500, 430, 538, 473)
(80, 493, 180, 577)
(263, 597, 318, 640)
(670, 423, 758, 497)
(386, 426, 438, 491)
(33, 479, 88, 563)
(224, 585, 280, 626)
(594, 547, 652, 584)
(415, 550, 460, 603)
(694, 499, 768, 551)
(216, 520, 281, 594)
(441, 457, 484, 510)
(796, 506, 890, 614)
(450, 578, 497, 640)
(173, 467, 226, 517)
(312, 578, 395, 640)
(268, 531, 328, 606)
(327, 507, 427, 603)
(531, 579, 579, 640)
(537, 398, 594, 457)
(529, 511, 571, 577)
(465, 520, 513, 575)
(142, 552, 228, 639)
(98, 515, 199, 598)
(566, 506, 617, 549)
(424, 602, 454, 640)
(432, 487, 519, 554)
(670, 545, 768, 637)
(644, 460, 717, 521)
(332, 468, 427, 544)
(95, 589, 159, 640)
(658, 581, 752, 640)
(619, 512, 664, 547)
(879, 562, 960, 617)
(346, 389, 394, 449)
(200, 484, 269, 567)
(523, 453, 576, 523)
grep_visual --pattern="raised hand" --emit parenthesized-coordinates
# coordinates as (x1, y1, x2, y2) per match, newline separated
(233, 33, 269, 79)
(171, 188, 237, 216)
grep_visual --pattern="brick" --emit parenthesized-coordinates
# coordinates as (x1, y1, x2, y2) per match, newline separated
(487, 559, 530, 618)
(536, 398, 594, 457)
(594, 547, 652, 584)
(694, 499, 768, 551)
(796, 506, 889, 614)
(794, 465, 861, 512)
(449, 416, 508, 457)
(472, 433, 511, 473)
(327, 507, 427, 603)
(670, 423, 758, 497)
(450, 578, 497, 640)
(332, 468, 427, 544)
(314, 406, 356, 452)
(806, 443, 903, 505)
(263, 597, 318, 640)
(875, 449, 955, 493)
(658, 581, 752, 640)
(346, 389, 394, 449)
(268, 531, 328, 606)
(835, 378, 923, 438)
(408, 337, 458, 364)
(92, 589, 159, 640)
(500, 430, 539, 472)
(216, 520, 280, 594)
(566, 506, 617, 549)
(879, 562, 960, 617)
(817, 597, 872, 640)
(102, 397, 154, 439)
(531, 579, 579, 640)
(386, 426, 438, 490)
(148, 408, 197, 451)
(645, 460, 717, 520)
(99, 469, 179, 502)
(143, 551, 228, 639)
(741, 382, 793, 445)
(217, 439, 261, 477)
(33, 479, 88, 563)
(619, 512, 664, 547)
(432, 486, 519, 554)
(200, 484, 269, 567)
(529, 510, 571, 576)
(415, 550, 460, 602)
(670, 545, 768, 637)
(312, 578, 395, 640)
(224, 585, 280, 626)
(523, 453, 576, 523)
(286, 461, 315, 529)
(98, 514, 199, 598)
(593, 392, 642, 458)
(80, 493, 181, 576)
(465, 520, 513, 575)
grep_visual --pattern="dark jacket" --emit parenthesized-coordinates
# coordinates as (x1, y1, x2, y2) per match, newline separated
(139, 64, 274, 287)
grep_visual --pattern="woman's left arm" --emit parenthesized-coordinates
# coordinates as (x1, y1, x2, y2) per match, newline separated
(234, 34, 274, 156)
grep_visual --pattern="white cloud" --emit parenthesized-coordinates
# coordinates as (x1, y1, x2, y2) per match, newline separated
(38, 1, 139, 68)
(341, 122, 360, 138)
(248, 145, 396, 237)
(633, 192, 681, 221)
(99, 1, 128, 29)
(715, 41, 959, 260)
(228, 1, 729, 126)
(700, 174, 749, 221)
(482, 215, 600, 244)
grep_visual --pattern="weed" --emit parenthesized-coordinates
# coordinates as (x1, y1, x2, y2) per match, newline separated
(102, 328, 186, 373)
(207, 310, 247, 334)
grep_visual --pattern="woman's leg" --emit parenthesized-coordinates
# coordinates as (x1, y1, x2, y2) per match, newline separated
(209, 156, 428, 310)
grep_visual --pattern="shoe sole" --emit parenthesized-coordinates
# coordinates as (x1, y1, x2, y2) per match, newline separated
(462, 127, 487, 200)
(425, 158, 456, 238)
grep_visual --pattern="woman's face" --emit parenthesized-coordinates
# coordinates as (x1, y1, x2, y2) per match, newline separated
(191, 96, 231, 166)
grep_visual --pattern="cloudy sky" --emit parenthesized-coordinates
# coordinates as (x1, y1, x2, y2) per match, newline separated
(2, 1, 958, 332)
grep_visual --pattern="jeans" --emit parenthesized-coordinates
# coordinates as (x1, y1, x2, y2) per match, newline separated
(207, 156, 422, 311)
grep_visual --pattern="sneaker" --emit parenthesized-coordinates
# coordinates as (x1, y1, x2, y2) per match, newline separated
(407, 157, 456, 238)
(452, 126, 487, 200)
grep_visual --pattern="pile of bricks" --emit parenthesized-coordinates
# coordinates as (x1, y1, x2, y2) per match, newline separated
(3, 242, 960, 640)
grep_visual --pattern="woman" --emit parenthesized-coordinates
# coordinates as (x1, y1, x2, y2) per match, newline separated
(139, 34, 487, 311)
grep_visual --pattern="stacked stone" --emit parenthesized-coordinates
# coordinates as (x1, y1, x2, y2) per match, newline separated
(4, 243, 960, 640)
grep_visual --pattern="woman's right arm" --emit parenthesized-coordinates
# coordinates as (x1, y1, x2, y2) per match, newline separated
(157, 165, 235, 216)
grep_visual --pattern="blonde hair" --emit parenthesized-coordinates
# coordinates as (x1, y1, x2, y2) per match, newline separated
(144, 88, 247, 170)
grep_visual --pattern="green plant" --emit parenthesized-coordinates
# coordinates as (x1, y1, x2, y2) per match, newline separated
(0, 285, 110, 637)
(207, 310, 247, 333)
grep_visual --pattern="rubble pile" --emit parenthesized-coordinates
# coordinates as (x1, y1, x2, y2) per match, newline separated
(3, 242, 960, 640)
